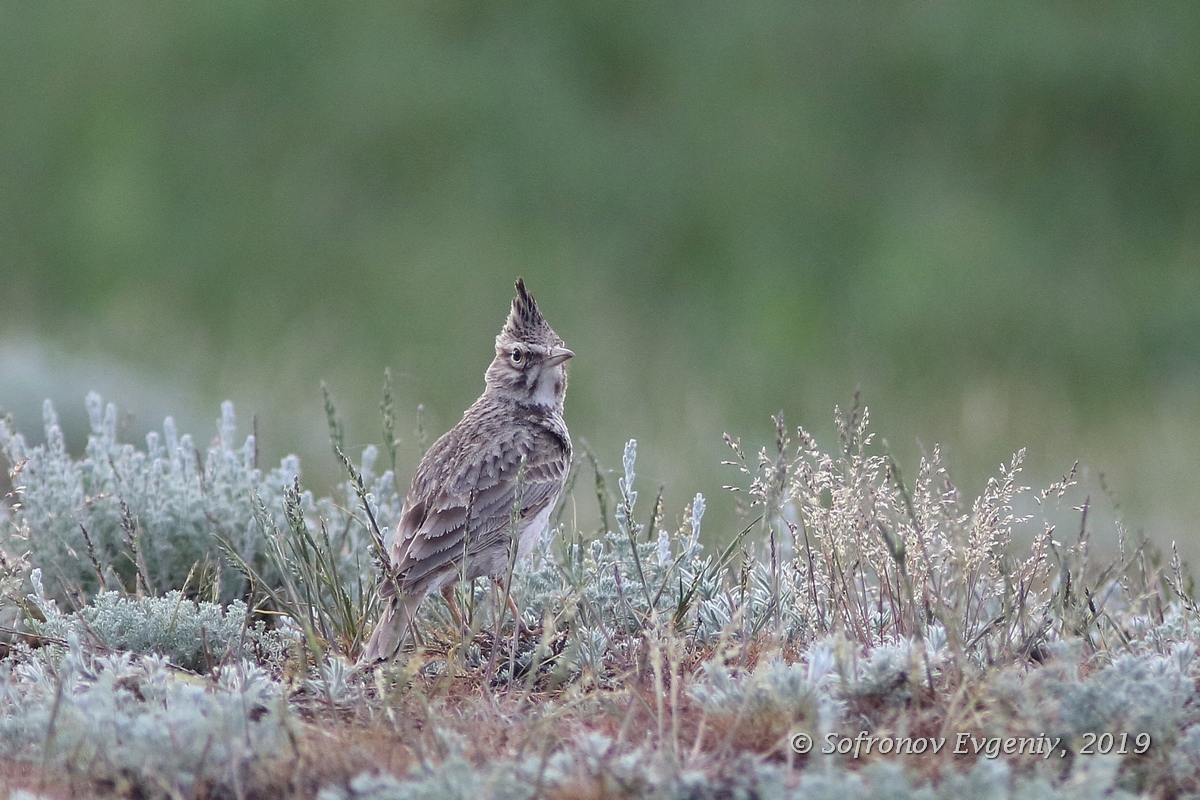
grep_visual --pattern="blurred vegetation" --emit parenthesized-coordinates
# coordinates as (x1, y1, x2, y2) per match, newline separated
(1, 2, 1198, 551)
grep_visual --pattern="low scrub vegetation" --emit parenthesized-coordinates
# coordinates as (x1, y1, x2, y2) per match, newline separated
(0, 391, 1194, 799)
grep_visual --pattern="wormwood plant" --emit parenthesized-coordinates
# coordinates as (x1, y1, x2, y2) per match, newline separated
(23, 568, 293, 672)
(0, 637, 292, 797)
(0, 393, 399, 649)
(0, 394, 291, 603)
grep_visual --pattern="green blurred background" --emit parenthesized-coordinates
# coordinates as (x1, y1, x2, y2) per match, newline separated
(2, 2, 1198, 553)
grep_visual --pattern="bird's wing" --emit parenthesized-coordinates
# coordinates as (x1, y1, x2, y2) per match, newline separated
(387, 422, 568, 595)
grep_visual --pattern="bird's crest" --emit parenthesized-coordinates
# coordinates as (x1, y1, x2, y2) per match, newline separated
(502, 278, 560, 344)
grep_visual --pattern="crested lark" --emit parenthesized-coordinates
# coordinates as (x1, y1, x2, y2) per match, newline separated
(361, 278, 573, 663)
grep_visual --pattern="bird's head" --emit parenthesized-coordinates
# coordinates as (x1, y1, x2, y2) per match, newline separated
(485, 278, 573, 410)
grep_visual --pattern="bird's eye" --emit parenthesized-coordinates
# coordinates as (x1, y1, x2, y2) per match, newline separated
(509, 348, 525, 365)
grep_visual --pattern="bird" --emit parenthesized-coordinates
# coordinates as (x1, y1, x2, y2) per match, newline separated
(360, 278, 573, 663)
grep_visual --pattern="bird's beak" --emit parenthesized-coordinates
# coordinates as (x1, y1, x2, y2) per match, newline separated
(545, 346, 574, 367)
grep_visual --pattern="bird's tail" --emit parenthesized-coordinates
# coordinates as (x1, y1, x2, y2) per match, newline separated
(359, 593, 424, 665)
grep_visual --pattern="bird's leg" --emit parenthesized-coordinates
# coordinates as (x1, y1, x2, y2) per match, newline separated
(493, 579, 530, 637)
(506, 593, 528, 636)
(441, 585, 467, 637)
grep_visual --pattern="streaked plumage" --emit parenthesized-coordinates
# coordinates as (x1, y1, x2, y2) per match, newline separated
(361, 278, 572, 663)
